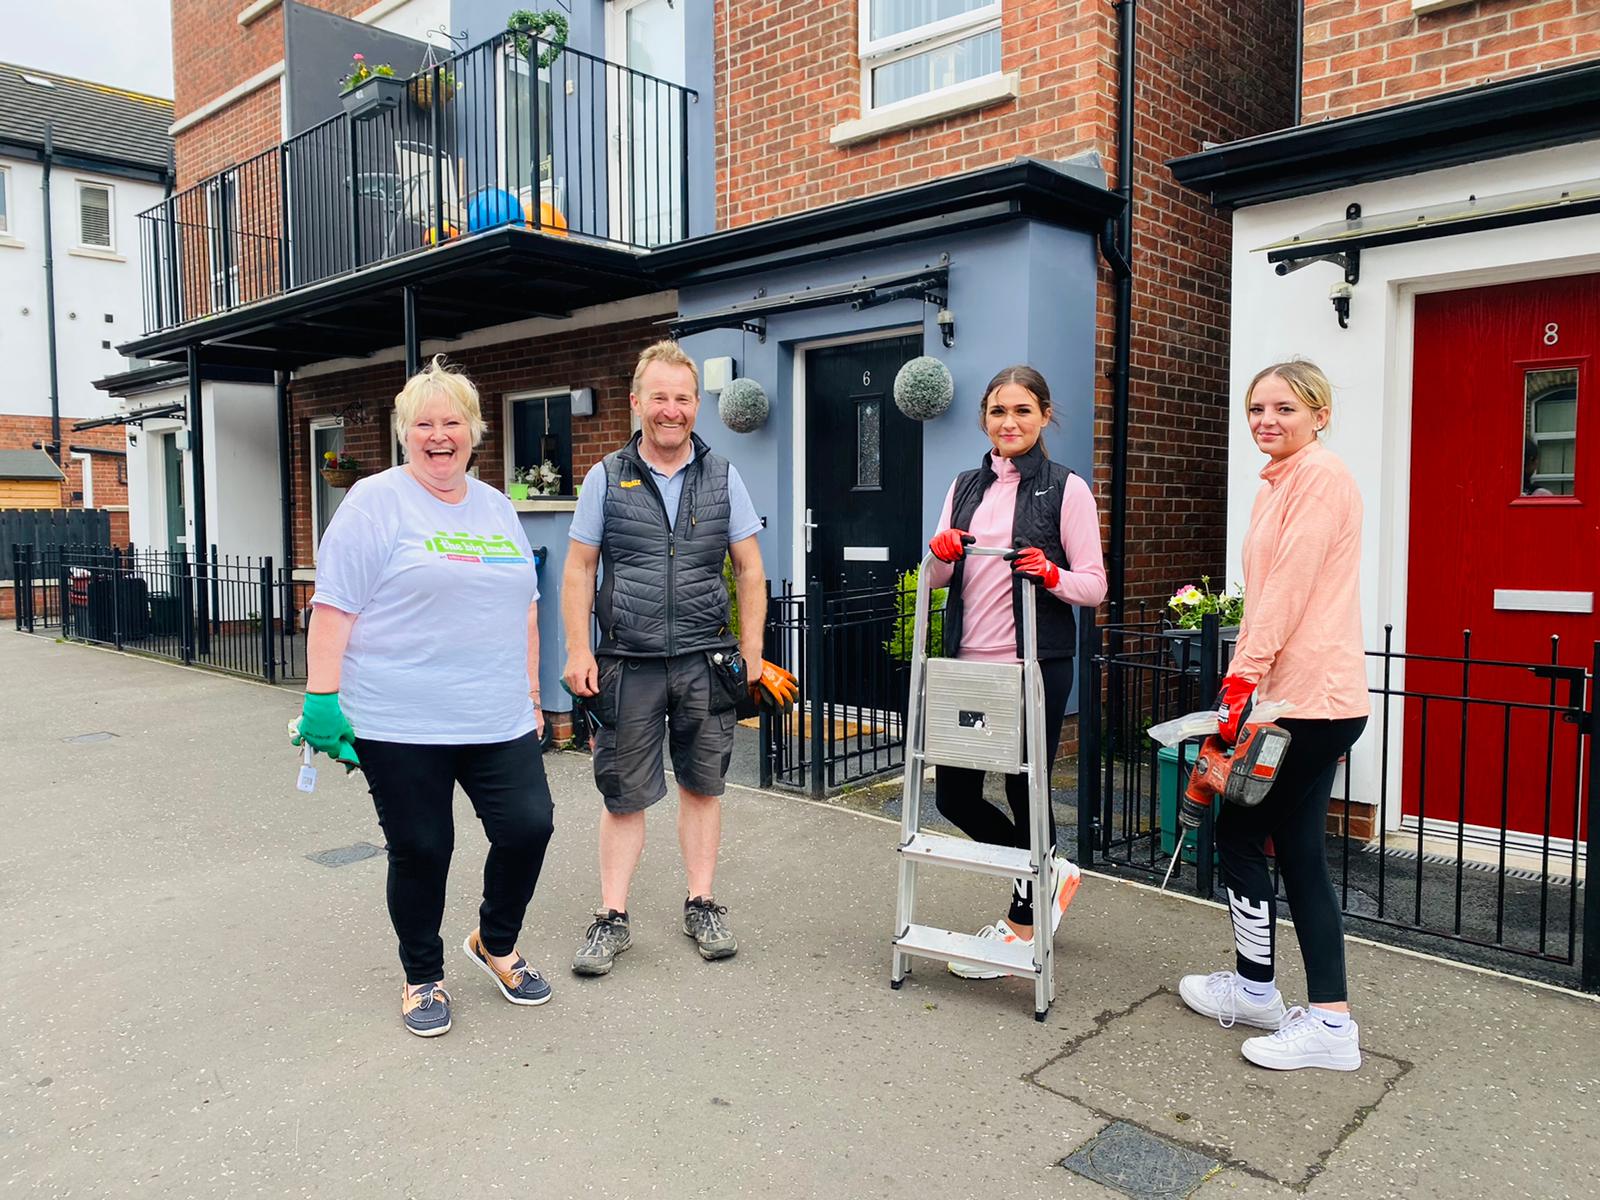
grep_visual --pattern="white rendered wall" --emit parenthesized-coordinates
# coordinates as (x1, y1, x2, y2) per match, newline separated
(1226, 137, 1600, 821)
(206, 382, 283, 562)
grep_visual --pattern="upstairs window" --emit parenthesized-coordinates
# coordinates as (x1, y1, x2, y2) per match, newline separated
(78, 182, 114, 249)
(0, 166, 11, 234)
(860, 0, 1001, 111)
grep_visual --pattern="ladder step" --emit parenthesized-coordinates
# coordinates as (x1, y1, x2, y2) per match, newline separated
(894, 923, 1041, 978)
(899, 833, 1037, 879)
(919, 748, 1028, 773)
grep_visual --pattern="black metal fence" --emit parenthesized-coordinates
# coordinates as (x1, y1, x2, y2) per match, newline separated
(137, 30, 696, 334)
(11, 544, 310, 684)
(1079, 611, 1600, 991)
(0, 509, 111, 580)
(758, 575, 940, 796)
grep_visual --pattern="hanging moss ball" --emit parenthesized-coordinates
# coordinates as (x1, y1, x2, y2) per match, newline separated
(894, 356, 954, 421)
(718, 377, 770, 433)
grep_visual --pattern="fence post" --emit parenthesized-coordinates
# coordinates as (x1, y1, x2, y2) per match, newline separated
(758, 579, 773, 790)
(58, 556, 71, 641)
(1077, 606, 1101, 868)
(1582, 641, 1600, 993)
(179, 550, 196, 665)
(1193, 612, 1220, 899)
(261, 556, 277, 684)
(806, 578, 825, 799)
(110, 545, 124, 651)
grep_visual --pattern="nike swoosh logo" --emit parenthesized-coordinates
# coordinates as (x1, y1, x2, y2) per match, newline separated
(1034, 487, 1055, 496)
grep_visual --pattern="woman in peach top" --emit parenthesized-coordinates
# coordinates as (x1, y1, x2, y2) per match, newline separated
(1178, 360, 1371, 1073)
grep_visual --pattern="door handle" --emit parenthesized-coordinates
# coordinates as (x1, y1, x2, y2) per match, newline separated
(803, 507, 818, 554)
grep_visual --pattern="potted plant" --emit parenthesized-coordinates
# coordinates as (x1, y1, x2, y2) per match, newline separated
(338, 53, 404, 120)
(507, 9, 569, 67)
(508, 465, 533, 501)
(320, 449, 361, 489)
(411, 66, 456, 110)
(1163, 576, 1244, 673)
(528, 459, 564, 497)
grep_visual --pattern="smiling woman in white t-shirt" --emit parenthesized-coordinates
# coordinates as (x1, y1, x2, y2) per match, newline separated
(297, 357, 555, 1038)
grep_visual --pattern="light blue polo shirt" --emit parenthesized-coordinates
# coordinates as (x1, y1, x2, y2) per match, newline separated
(569, 456, 763, 547)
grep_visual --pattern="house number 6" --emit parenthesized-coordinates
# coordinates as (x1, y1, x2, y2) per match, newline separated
(1544, 322, 1560, 345)
(862, 370, 872, 386)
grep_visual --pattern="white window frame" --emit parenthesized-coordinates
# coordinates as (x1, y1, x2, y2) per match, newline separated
(857, 0, 1001, 114)
(503, 387, 574, 491)
(0, 165, 11, 235)
(76, 179, 115, 250)
(309, 416, 345, 559)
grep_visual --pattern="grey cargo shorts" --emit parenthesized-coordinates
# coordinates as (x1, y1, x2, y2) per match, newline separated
(591, 650, 741, 814)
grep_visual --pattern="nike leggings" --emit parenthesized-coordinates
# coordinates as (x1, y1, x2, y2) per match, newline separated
(1218, 715, 1367, 1005)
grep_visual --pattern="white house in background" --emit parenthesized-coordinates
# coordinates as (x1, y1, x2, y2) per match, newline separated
(0, 63, 174, 529)
(1173, 61, 1600, 860)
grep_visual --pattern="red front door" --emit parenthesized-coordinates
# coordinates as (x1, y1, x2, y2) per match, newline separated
(1406, 273, 1598, 843)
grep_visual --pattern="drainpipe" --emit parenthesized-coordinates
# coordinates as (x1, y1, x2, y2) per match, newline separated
(41, 124, 62, 467)
(1105, 0, 1137, 622)
(276, 370, 293, 569)
(1293, 0, 1304, 125)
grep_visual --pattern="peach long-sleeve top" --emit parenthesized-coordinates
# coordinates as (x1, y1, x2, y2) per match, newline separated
(1232, 439, 1369, 719)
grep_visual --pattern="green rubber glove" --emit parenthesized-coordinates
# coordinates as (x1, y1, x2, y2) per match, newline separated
(293, 692, 362, 769)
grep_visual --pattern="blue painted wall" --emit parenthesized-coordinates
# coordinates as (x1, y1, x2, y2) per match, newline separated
(520, 508, 577, 713)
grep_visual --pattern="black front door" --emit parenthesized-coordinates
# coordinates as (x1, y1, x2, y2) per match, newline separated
(804, 334, 924, 588)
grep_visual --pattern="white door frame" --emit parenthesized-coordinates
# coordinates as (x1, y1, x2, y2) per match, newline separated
(605, 0, 684, 244)
(309, 416, 345, 559)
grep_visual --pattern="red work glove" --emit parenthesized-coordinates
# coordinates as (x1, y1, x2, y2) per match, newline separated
(1006, 545, 1060, 589)
(1214, 674, 1256, 747)
(929, 528, 974, 563)
(751, 660, 799, 711)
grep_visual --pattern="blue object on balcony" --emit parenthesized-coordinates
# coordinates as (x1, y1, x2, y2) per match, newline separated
(467, 188, 522, 233)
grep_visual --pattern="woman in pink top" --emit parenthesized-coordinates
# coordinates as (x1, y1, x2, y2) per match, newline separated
(925, 366, 1107, 978)
(1177, 360, 1371, 1073)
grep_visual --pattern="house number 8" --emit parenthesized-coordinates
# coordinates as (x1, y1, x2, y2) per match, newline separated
(862, 370, 872, 386)
(1544, 322, 1560, 345)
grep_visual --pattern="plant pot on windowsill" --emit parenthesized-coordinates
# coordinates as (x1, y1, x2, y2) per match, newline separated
(340, 75, 406, 120)
(508, 482, 531, 500)
(1162, 625, 1239, 674)
(320, 467, 360, 489)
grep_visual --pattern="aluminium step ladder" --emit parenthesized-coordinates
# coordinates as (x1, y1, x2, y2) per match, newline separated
(890, 544, 1057, 1021)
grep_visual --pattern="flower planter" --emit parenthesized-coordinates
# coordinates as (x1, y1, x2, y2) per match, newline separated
(508, 482, 531, 501)
(1162, 626, 1239, 674)
(340, 75, 406, 121)
(410, 72, 455, 110)
(320, 467, 360, 489)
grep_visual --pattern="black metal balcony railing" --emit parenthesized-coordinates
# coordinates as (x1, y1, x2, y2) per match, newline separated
(138, 31, 695, 335)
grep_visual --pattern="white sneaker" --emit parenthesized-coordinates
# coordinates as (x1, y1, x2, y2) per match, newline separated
(1178, 969, 1287, 1030)
(1048, 857, 1081, 935)
(1241, 1007, 1362, 1072)
(948, 921, 1024, 980)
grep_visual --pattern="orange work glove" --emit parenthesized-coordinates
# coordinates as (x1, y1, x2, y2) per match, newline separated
(929, 528, 974, 563)
(750, 660, 799, 711)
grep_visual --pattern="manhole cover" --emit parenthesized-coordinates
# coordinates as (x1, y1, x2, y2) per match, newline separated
(306, 842, 384, 867)
(63, 731, 117, 744)
(1062, 1122, 1218, 1199)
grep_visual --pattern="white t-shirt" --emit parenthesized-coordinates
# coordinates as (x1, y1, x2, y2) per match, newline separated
(310, 467, 540, 744)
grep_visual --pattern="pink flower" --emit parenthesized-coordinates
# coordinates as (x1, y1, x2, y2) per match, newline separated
(352, 53, 364, 61)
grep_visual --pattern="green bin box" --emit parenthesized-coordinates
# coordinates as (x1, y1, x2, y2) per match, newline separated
(1157, 744, 1219, 867)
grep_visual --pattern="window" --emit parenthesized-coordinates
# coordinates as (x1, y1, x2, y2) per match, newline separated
(310, 418, 347, 556)
(856, 398, 882, 489)
(506, 390, 575, 496)
(0, 166, 10, 234)
(78, 182, 114, 249)
(1522, 367, 1578, 497)
(860, 0, 1001, 111)
(500, 51, 555, 195)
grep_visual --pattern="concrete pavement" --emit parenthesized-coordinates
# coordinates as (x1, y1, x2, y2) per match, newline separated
(2, 630, 1597, 1199)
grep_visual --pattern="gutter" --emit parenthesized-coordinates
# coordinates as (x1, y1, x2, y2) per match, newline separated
(41, 124, 61, 466)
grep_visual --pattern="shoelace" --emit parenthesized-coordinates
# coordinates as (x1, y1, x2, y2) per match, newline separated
(582, 917, 621, 951)
(410, 982, 450, 1010)
(1267, 1006, 1316, 1041)
(688, 900, 729, 937)
(1203, 969, 1241, 1029)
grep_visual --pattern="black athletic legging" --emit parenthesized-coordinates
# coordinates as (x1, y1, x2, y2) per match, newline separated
(935, 656, 1074, 927)
(1218, 715, 1367, 1005)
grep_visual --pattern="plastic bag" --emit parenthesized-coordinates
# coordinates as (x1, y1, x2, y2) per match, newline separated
(1147, 699, 1294, 748)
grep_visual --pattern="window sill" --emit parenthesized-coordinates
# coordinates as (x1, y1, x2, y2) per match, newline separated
(0, 234, 23, 249)
(829, 72, 1020, 148)
(513, 498, 578, 513)
(70, 245, 125, 262)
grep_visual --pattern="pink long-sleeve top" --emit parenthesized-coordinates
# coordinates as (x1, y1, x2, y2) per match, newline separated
(926, 454, 1107, 663)
(1231, 439, 1369, 719)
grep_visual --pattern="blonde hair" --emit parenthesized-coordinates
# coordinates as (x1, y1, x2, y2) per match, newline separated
(1245, 358, 1333, 433)
(631, 340, 700, 397)
(393, 355, 486, 451)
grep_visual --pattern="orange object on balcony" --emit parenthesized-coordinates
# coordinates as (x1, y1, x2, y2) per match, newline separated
(424, 222, 460, 246)
(524, 199, 568, 237)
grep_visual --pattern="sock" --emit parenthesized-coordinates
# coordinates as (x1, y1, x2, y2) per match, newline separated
(1311, 1005, 1351, 1033)
(1238, 976, 1277, 1002)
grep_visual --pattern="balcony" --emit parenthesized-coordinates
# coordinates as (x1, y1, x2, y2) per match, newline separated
(135, 31, 695, 340)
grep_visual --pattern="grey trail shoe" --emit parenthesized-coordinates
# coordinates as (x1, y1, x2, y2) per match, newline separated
(683, 896, 738, 961)
(572, 909, 632, 976)
(401, 982, 452, 1038)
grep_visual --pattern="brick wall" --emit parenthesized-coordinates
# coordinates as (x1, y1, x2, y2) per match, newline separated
(0, 413, 130, 514)
(1302, 0, 1600, 121)
(285, 319, 661, 568)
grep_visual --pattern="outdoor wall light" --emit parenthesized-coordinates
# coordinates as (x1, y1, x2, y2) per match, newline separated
(571, 387, 594, 416)
(936, 307, 955, 348)
(1329, 281, 1354, 330)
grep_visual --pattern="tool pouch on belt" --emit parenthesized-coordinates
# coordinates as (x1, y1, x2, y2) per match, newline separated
(708, 649, 758, 719)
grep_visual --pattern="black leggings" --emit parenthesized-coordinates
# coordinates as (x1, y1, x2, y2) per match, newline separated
(934, 656, 1074, 926)
(355, 730, 555, 985)
(1218, 716, 1367, 1005)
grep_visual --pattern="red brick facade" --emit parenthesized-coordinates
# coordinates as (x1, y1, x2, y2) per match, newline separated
(285, 319, 661, 568)
(1302, 0, 1600, 121)
(0, 415, 130, 543)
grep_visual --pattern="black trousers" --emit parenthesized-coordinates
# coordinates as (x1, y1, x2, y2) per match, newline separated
(355, 730, 555, 985)
(934, 656, 1074, 926)
(1218, 716, 1367, 1005)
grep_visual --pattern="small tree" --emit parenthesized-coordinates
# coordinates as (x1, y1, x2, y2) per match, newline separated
(884, 567, 946, 662)
(722, 554, 741, 639)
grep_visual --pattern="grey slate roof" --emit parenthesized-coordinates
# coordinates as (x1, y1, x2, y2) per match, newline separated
(0, 449, 66, 481)
(0, 63, 172, 175)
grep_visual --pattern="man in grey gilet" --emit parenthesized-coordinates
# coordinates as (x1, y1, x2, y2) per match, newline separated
(562, 341, 769, 976)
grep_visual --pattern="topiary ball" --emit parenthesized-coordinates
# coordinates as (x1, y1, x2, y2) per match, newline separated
(894, 356, 954, 421)
(719, 377, 770, 433)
